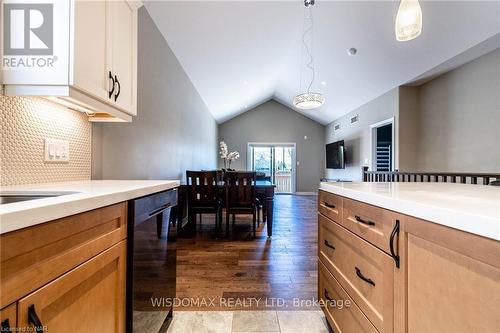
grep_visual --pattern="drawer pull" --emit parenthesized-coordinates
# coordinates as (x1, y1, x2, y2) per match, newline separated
(390, 220, 401, 268)
(28, 304, 44, 332)
(354, 215, 375, 226)
(355, 267, 375, 286)
(324, 202, 336, 209)
(324, 288, 334, 302)
(1, 319, 11, 332)
(324, 239, 336, 250)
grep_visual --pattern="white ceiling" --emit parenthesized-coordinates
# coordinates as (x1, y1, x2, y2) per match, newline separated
(144, 1, 500, 125)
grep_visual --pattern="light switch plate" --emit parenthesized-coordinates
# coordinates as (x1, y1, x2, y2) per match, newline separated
(44, 138, 69, 163)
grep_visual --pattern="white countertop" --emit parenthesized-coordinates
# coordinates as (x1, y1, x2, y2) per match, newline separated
(0, 180, 180, 234)
(319, 182, 500, 241)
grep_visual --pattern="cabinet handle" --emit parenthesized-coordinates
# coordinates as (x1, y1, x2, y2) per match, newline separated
(28, 305, 44, 332)
(108, 71, 115, 99)
(354, 215, 375, 226)
(390, 220, 400, 268)
(323, 288, 334, 302)
(355, 267, 375, 286)
(323, 202, 336, 209)
(324, 239, 335, 250)
(1, 319, 11, 332)
(114, 75, 121, 102)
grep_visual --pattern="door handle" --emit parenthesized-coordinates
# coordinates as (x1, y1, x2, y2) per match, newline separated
(114, 75, 121, 101)
(108, 71, 115, 99)
(1, 319, 11, 332)
(28, 304, 44, 332)
(148, 203, 171, 218)
(323, 202, 336, 209)
(390, 220, 400, 268)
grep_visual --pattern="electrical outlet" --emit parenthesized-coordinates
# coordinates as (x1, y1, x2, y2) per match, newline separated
(45, 138, 69, 163)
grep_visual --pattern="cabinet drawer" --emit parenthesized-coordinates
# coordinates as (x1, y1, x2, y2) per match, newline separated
(0, 202, 127, 308)
(0, 303, 17, 332)
(342, 197, 400, 254)
(17, 241, 126, 333)
(318, 190, 342, 222)
(319, 261, 378, 333)
(319, 215, 394, 332)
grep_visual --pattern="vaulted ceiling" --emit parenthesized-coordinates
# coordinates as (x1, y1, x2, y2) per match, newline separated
(144, 1, 500, 125)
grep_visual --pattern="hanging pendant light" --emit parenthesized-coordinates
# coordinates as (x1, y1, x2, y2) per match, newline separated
(294, 0, 325, 110)
(395, 0, 423, 41)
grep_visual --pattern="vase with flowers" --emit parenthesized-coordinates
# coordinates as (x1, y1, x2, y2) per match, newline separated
(219, 140, 240, 171)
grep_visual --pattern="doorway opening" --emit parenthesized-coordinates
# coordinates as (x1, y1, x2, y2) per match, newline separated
(247, 143, 296, 194)
(370, 118, 395, 171)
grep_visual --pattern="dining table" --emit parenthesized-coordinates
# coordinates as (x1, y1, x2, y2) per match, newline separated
(176, 179, 276, 237)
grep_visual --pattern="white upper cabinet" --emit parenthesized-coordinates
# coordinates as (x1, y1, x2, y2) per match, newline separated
(107, 0, 137, 116)
(73, 0, 108, 103)
(1, 0, 141, 122)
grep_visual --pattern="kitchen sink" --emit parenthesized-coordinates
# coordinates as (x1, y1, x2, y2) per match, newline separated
(0, 191, 78, 204)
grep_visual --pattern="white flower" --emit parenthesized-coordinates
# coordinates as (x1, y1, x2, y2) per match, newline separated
(227, 151, 240, 161)
(219, 141, 228, 159)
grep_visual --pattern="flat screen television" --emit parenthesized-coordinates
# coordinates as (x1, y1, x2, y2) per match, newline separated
(326, 140, 345, 169)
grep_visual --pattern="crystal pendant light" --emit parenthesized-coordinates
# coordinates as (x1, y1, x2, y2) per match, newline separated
(293, 0, 325, 110)
(395, 0, 423, 41)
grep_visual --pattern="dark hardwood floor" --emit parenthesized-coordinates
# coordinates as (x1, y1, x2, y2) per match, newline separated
(176, 194, 319, 311)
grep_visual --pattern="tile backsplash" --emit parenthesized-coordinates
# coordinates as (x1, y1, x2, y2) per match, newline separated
(0, 96, 91, 186)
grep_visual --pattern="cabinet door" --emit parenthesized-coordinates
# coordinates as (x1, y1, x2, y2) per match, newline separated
(107, 0, 138, 116)
(0, 304, 17, 332)
(402, 216, 500, 332)
(17, 241, 126, 333)
(72, 0, 109, 101)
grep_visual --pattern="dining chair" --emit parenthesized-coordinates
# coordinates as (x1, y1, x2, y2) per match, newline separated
(224, 171, 258, 238)
(186, 170, 223, 235)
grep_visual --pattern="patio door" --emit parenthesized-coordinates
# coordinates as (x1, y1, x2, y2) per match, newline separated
(248, 143, 296, 194)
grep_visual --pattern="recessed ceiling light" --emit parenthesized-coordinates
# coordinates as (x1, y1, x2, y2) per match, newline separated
(347, 48, 357, 56)
(243, 80, 248, 85)
(321, 81, 327, 86)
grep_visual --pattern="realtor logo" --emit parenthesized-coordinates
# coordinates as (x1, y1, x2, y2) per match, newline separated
(3, 3, 53, 56)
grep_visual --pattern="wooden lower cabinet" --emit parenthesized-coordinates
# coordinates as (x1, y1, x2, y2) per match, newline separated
(319, 261, 378, 333)
(0, 303, 17, 332)
(17, 241, 126, 333)
(319, 214, 394, 332)
(403, 216, 500, 333)
(318, 192, 500, 333)
(0, 202, 128, 332)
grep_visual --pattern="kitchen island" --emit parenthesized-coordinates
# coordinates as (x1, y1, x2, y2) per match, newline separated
(317, 182, 500, 333)
(0, 180, 179, 333)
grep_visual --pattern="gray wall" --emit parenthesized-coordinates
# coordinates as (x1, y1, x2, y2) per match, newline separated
(415, 48, 500, 172)
(218, 100, 325, 193)
(398, 86, 419, 171)
(92, 7, 217, 182)
(324, 89, 399, 181)
(324, 47, 500, 180)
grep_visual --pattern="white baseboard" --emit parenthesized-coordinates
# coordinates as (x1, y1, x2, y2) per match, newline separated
(295, 192, 317, 196)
